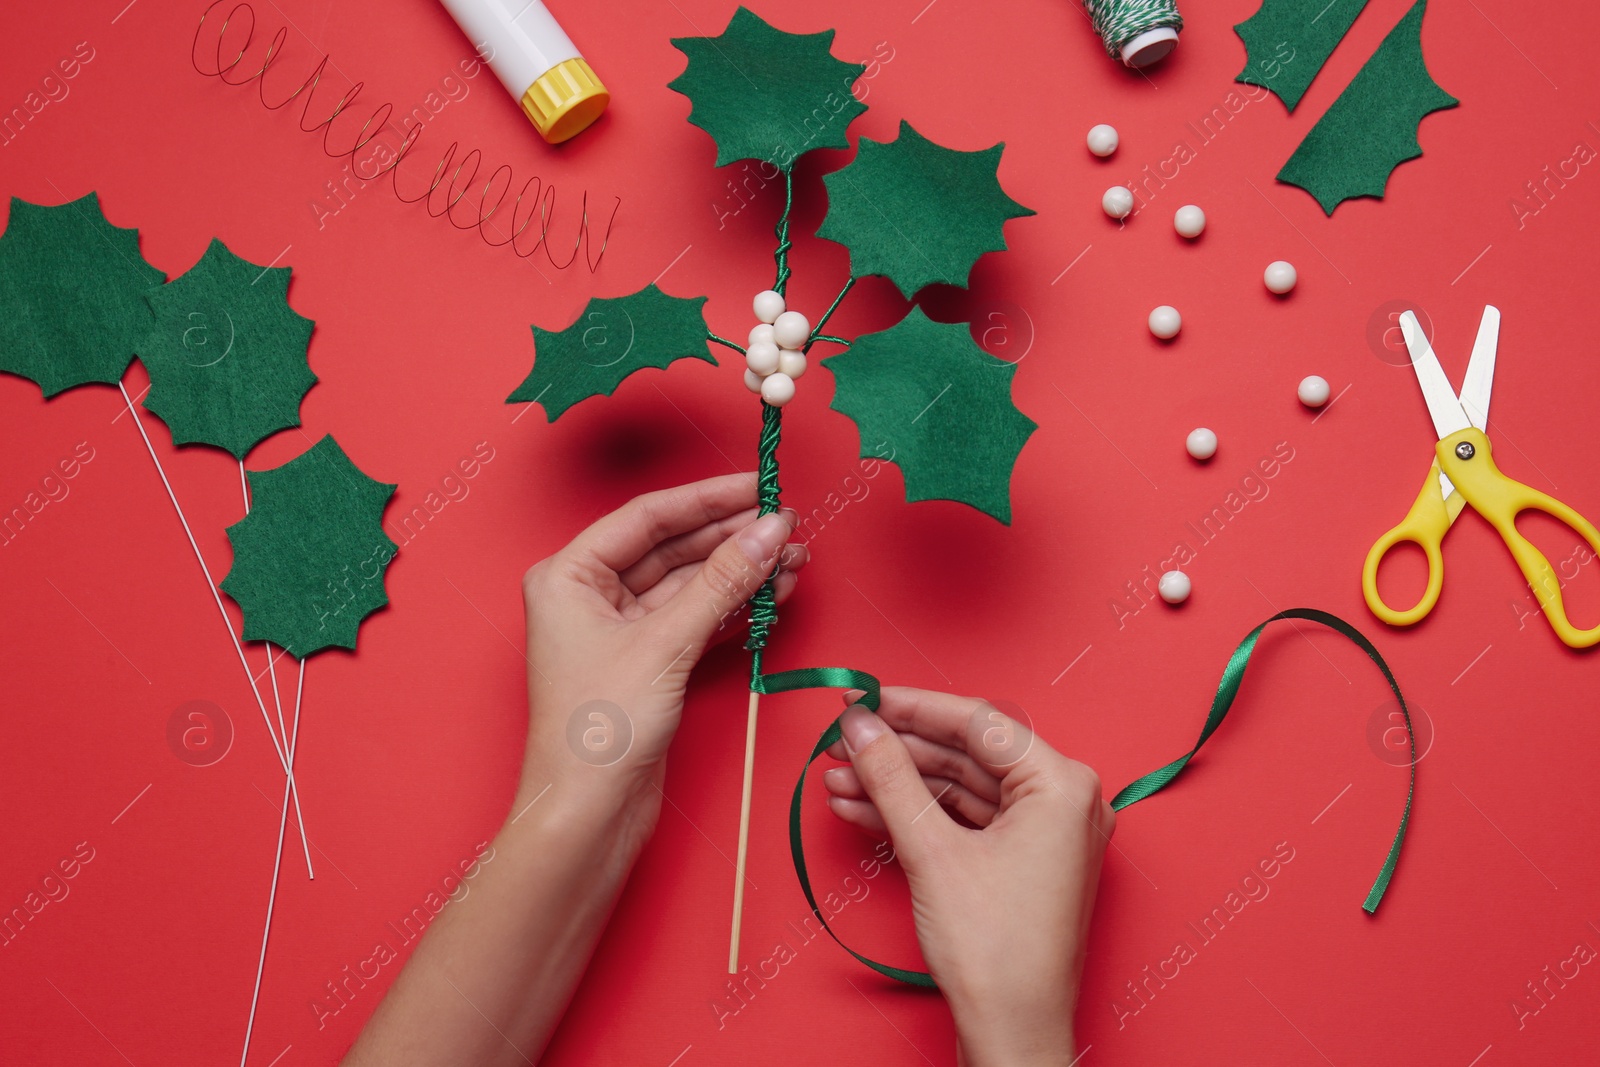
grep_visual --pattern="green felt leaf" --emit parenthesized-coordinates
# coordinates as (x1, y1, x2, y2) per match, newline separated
(1277, 0, 1457, 214)
(137, 238, 317, 459)
(668, 6, 867, 171)
(221, 435, 398, 659)
(506, 284, 714, 421)
(816, 121, 1034, 300)
(1235, 0, 1369, 112)
(0, 193, 164, 397)
(823, 308, 1035, 523)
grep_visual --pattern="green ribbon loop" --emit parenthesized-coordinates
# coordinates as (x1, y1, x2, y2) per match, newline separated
(1109, 607, 1415, 914)
(759, 668, 938, 986)
(764, 608, 1415, 989)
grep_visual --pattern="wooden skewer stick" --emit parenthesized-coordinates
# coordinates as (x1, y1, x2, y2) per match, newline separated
(728, 688, 761, 972)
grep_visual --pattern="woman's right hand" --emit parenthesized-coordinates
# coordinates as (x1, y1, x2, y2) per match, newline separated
(822, 687, 1114, 1067)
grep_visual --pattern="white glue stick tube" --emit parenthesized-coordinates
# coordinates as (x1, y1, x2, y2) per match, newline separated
(438, 0, 608, 143)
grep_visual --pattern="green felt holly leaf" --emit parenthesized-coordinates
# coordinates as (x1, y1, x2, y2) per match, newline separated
(0, 193, 164, 397)
(221, 435, 398, 659)
(668, 6, 867, 171)
(817, 121, 1034, 300)
(1235, 0, 1369, 112)
(823, 308, 1035, 523)
(1277, 0, 1457, 214)
(137, 238, 317, 459)
(506, 284, 714, 421)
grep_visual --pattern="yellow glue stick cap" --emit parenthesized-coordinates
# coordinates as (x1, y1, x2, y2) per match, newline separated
(521, 57, 609, 143)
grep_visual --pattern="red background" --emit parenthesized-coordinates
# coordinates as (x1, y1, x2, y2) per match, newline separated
(3, 0, 1598, 1064)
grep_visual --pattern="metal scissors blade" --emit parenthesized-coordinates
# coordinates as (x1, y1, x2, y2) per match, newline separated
(1459, 305, 1500, 432)
(1400, 311, 1473, 441)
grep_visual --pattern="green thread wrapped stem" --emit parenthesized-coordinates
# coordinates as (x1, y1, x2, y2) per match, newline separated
(809, 334, 850, 348)
(773, 169, 794, 297)
(707, 331, 747, 355)
(806, 276, 856, 350)
(744, 401, 783, 684)
(1083, 0, 1183, 57)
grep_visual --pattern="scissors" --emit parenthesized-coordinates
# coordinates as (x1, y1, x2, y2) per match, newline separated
(1362, 305, 1600, 648)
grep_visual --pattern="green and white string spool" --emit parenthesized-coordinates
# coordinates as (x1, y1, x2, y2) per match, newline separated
(1084, 0, 1183, 68)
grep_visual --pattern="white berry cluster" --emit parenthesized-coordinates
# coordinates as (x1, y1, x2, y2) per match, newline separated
(744, 289, 808, 407)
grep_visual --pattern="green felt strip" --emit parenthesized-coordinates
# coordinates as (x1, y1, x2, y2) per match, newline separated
(822, 308, 1035, 524)
(668, 7, 867, 172)
(0, 193, 164, 397)
(1234, 0, 1370, 112)
(769, 608, 1414, 987)
(507, 284, 714, 421)
(138, 238, 316, 459)
(1276, 0, 1457, 214)
(816, 120, 1034, 300)
(221, 435, 398, 659)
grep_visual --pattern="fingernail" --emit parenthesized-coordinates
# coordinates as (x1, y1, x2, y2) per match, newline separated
(779, 506, 798, 528)
(840, 705, 887, 756)
(779, 543, 809, 569)
(738, 512, 788, 565)
(841, 688, 865, 706)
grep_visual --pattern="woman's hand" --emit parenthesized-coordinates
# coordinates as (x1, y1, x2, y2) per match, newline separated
(822, 687, 1113, 1067)
(514, 473, 805, 845)
(344, 475, 806, 1067)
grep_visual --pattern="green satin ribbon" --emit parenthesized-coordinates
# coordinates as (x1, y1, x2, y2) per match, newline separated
(760, 608, 1415, 988)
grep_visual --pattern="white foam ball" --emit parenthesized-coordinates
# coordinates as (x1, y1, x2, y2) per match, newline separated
(753, 289, 786, 323)
(1149, 305, 1182, 339)
(777, 349, 806, 379)
(1186, 427, 1217, 460)
(743, 368, 764, 393)
(1102, 185, 1135, 219)
(760, 371, 796, 407)
(1174, 204, 1205, 238)
(1264, 260, 1297, 295)
(748, 322, 775, 347)
(1087, 124, 1119, 157)
(773, 310, 810, 349)
(746, 341, 780, 376)
(1298, 375, 1331, 407)
(1158, 570, 1191, 604)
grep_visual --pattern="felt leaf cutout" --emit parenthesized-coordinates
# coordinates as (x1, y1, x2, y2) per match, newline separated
(1277, 0, 1457, 215)
(1234, 0, 1369, 112)
(0, 193, 164, 397)
(668, 6, 867, 171)
(823, 308, 1036, 523)
(137, 238, 317, 459)
(816, 121, 1034, 300)
(221, 435, 398, 659)
(506, 284, 714, 421)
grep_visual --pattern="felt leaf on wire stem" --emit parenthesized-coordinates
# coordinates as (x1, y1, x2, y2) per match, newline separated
(817, 121, 1034, 300)
(137, 238, 317, 459)
(506, 284, 714, 421)
(221, 435, 398, 659)
(668, 6, 867, 171)
(1276, 0, 1457, 215)
(823, 308, 1036, 524)
(0, 193, 164, 397)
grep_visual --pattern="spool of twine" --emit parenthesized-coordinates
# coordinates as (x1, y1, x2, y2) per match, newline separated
(1083, 0, 1183, 68)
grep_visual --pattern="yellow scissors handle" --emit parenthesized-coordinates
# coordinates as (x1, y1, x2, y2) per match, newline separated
(1438, 427, 1600, 649)
(1362, 459, 1465, 625)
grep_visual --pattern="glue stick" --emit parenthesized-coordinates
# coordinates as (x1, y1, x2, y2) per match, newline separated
(438, 0, 608, 143)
